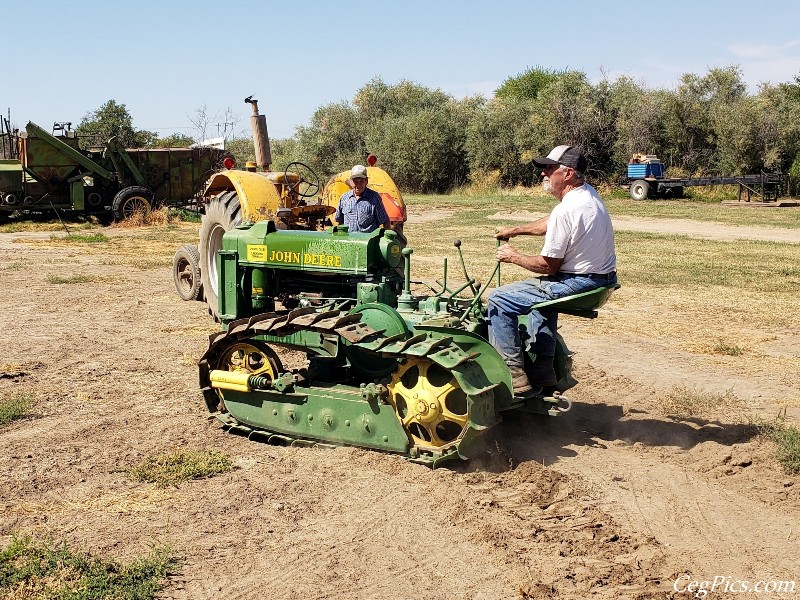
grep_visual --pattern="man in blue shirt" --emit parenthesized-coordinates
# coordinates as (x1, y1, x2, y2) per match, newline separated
(334, 165, 390, 233)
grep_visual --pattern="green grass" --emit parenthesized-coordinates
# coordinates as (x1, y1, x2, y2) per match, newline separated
(613, 232, 800, 291)
(402, 197, 800, 297)
(0, 220, 100, 234)
(170, 208, 202, 223)
(127, 448, 236, 488)
(46, 274, 113, 285)
(758, 410, 800, 474)
(54, 232, 109, 243)
(0, 534, 177, 599)
(0, 393, 33, 425)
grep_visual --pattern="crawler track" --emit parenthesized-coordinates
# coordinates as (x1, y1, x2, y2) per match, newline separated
(198, 307, 499, 465)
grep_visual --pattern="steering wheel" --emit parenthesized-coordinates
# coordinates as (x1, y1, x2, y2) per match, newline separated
(283, 161, 321, 198)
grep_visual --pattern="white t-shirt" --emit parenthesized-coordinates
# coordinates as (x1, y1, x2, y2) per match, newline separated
(540, 183, 616, 274)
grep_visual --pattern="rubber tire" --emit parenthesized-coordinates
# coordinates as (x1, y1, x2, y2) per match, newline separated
(112, 186, 154, 221)
(673, 186, 684, 198)
(173, 244, 203, 301)
(198, 191, 242, 321)
(629, 180, 650, 201)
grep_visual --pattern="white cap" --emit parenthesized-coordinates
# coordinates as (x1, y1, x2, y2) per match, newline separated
(350, 165, 368, 179)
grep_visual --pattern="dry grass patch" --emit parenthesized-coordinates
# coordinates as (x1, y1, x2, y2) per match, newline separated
(179, 352, 199, 367)
(111, 206, 182, 229)
(109, 257, 171, 270)
(127, 448, 236, 488)
(0, 220, 100, 234)
(688, 339, 747, 356)
(2, 261, 26, 271)
(758, 409, 800, 474)
(46, 273, 117, 285)
(657, 385, 743, 420)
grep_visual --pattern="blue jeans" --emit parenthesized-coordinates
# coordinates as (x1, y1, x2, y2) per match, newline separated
(487, 272, 617, 370)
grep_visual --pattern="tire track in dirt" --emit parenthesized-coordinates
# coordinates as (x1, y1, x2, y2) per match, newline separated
(557, 443, 800, 581)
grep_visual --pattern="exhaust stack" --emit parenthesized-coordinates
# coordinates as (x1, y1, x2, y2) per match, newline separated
(245, 95, 271, 171)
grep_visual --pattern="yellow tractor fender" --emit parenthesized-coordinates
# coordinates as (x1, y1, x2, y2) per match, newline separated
(321, 166, 406, 226)
(203, 170, 285, 222)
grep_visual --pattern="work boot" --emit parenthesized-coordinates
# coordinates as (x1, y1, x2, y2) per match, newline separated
(529, 356, 557, 387)
(508, 366, 534, 396)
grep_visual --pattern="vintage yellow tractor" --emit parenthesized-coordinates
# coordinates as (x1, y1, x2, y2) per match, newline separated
(172, 96, 407, 320)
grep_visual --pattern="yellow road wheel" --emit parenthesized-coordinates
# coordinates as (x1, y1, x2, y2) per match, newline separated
(387, 358, 469, 449)
(217, 341, 282, 380)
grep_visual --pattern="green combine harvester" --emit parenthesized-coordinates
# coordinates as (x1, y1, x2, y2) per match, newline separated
(0, 120, 224, 222)
(199, 222, 618, 467)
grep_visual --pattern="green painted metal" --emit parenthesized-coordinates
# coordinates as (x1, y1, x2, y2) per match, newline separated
(222, 222, 401, 274)
(0, 121, 224, 219)
(200, 221, 618, 466)
(531, 285, 621, 319)
(106, 137, 146, 186)
(218, 385, 411, 453)
(532, 285, 620, 311)
(25, 121, 115, 180)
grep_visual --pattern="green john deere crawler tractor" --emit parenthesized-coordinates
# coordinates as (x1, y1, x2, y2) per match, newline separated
(199, 222, 618, 466)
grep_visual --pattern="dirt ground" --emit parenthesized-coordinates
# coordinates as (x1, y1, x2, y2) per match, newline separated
(1, 211, 798, 600)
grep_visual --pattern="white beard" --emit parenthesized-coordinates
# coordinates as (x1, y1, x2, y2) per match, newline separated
(542, 177, 553, 194)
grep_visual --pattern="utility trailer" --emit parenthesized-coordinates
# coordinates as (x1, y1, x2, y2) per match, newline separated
(0, 119, 225, 222)
(624, 155, 783, 202)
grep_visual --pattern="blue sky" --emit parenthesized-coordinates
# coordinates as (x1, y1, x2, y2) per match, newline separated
(4, 0, 800, 140)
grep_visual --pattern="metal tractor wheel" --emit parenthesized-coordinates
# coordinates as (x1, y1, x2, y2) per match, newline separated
(112, 186, 154, 221)
(173, 244, 203, 301)
(199, 191, 242, 320)
(387, 358, 469, 449)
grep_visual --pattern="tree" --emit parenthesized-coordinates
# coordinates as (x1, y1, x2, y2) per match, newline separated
(152, 133, 195, 148)
(189, 104, 240, 146)
(357, 80, 480, 192)
(296, 102, 364, 176)
(75, 100, 156, 149)
(465, 97, 538, 186)
(495, 66, 562, 101)
(367, 100, 478, 192)
(606, 77, 667, 173)
(529, 70, 615, 177)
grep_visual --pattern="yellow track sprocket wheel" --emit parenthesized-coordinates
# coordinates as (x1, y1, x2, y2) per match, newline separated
(387, 358, 469, 449)
(217, 341, 282, 379)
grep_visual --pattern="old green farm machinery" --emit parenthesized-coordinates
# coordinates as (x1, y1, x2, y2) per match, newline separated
(0, 120, 225, 222)
(198, 222, 618, 466)
(182, 96, 615, 465)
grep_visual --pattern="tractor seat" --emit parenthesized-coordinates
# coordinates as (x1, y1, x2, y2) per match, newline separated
(531, 284, 620, 319)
